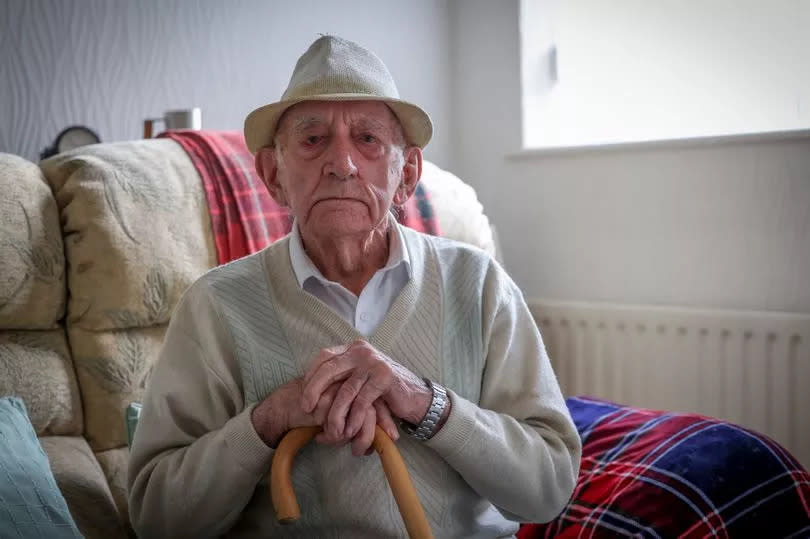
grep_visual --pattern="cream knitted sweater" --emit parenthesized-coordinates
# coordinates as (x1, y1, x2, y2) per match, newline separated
(128, 226, 581, 538)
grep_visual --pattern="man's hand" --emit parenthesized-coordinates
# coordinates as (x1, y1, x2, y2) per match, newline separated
(251, 377, 399, 455)
(301, 340, 434, 441)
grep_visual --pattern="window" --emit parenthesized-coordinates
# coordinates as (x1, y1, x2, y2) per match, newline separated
(520, 0, 810, 149)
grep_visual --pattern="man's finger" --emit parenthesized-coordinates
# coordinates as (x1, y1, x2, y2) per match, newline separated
(373, 400, 399, 441)
(312, 382, 340, 424)
(301, 356, 355, 413)
(351, 406, 376, 457)
(314, 431, 348, 446)
(304, 344, 350, 384)
(327, 372, 370, 438)
(345, 377, 388, 438)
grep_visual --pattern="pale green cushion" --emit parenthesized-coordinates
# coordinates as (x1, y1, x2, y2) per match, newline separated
(125, 402, 142, 449)
(0, 397, 82, 537)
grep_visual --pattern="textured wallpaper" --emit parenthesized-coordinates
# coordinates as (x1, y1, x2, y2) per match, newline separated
(0, 0, 452, 164)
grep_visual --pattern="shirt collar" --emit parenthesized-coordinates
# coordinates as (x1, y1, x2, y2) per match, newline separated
(288, 217, 411, 289)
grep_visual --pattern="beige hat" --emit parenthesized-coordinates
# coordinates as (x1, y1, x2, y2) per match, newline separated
(243, 35, 433, 154)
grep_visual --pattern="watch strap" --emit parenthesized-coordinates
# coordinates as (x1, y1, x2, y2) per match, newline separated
(401, 378, 447, 441)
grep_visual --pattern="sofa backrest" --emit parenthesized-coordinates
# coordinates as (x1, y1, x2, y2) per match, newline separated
(0, 153, 80, 438)
(1, 152, 128, 537)
(40, 140, 217, 453)
(3, 138, 496, 533)
(37, 140, 220, 525)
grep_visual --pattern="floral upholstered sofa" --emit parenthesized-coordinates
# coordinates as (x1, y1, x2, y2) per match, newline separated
(0, 140, 496, 537)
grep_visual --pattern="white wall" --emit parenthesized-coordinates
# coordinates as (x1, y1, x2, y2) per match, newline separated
(0, 0, 453, 167)
(4, 0, 809, 314)
(449, 0, 810, 314)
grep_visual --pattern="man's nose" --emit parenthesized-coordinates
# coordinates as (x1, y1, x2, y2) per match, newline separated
(323, 135, 358, 180)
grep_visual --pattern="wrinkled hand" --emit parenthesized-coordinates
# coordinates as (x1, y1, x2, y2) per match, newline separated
(302, 340, 433, 442)
(251, 377, 398, 456)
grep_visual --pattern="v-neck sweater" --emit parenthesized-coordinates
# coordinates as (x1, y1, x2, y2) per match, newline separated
(128, 226, 581, 539)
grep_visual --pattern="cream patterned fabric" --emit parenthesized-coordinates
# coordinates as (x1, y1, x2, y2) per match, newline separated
(0, 153, 65, 329)
(40, 436, 127, 539)
(40, 139, 218, 453)
(40, 140, 217, 331)
(67, 325, 166, 451)
(94, 447, 130, 531)
(0, 330, 82, 437)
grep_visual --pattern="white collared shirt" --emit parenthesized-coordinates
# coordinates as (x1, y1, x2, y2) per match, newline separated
(288, 220, 412, 336)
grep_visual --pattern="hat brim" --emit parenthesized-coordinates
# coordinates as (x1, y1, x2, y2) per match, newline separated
(243, 94, 433, 154)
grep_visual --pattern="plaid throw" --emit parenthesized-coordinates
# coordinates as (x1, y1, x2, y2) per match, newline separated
(519, 397, 810, 539)
(160, 130, 440, 265)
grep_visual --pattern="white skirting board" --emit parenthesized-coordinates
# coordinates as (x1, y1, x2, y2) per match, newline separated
(528, 299, 810, 470)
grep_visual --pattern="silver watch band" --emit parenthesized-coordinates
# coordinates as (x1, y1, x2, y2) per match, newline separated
(401, 378, 448, 441)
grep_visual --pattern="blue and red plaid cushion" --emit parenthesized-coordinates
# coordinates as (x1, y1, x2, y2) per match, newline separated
(519, 397, 810, 538)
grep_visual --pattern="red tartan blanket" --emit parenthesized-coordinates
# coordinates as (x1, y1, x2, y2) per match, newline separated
(159, 130, 440, 265)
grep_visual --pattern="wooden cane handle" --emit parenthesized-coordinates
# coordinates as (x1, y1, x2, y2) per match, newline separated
(270, 425, 434, 539)
(269, 426, 320, 524)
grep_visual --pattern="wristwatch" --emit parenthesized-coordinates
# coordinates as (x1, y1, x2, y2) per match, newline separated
(401, 378, 448, 441)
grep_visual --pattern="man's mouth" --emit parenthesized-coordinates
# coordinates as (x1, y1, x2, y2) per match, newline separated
(315, 197, 362, 204)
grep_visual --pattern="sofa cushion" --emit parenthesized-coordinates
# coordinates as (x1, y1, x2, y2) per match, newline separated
(68, 325, 166, 450)
(0, 330, 82, 436)
(40, 436, 128, 539)
(94, 447, 131, 532)
(0, 397, 82, 538)
(40, 139, 217, 332)
(0, 153, 66, 329)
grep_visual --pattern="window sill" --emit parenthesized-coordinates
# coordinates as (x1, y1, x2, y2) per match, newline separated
(507, 128, 810, 159)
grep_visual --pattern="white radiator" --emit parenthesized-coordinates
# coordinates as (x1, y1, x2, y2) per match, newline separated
(529, 299, 810, 469)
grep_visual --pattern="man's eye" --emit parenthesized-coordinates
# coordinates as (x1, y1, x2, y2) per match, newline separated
(360, 134, 377, 144)
(304, 135, 322, 146)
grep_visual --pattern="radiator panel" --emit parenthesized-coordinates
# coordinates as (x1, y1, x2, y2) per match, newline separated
(530, 299, 810, 469)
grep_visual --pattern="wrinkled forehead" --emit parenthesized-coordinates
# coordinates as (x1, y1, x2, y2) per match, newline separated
(276, 100, 402, 137)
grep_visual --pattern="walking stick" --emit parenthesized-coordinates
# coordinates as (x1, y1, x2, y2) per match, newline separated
(270, 425, 434, 539)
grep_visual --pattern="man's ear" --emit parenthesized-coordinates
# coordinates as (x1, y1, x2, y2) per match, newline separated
(393, 146, 423, 206)
(255, 147, 288, 206)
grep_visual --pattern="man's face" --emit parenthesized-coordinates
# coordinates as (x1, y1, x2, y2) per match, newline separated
(257, 100, 420, 240)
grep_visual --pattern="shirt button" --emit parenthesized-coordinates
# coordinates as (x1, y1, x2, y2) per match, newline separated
(360, 312, 370, 322)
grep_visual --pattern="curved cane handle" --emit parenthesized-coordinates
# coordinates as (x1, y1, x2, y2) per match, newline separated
(270, 425, 434, 539)
(270, 426, 320, 524)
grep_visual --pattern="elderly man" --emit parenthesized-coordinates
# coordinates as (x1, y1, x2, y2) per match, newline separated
(128, 36, 581, 538)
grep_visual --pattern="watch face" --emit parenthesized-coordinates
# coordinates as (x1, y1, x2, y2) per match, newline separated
(57, 127, 100, 152)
